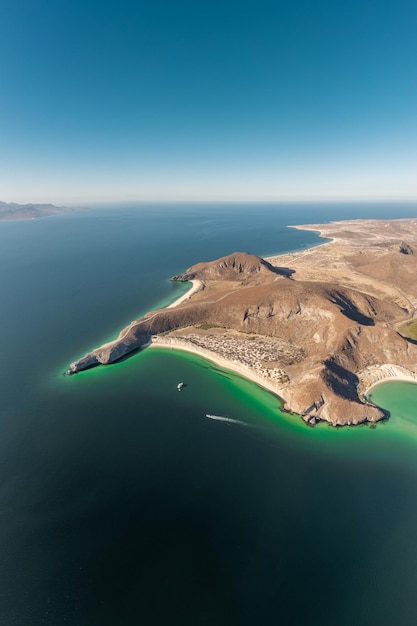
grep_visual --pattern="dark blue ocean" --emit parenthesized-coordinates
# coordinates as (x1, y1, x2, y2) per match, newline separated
(1, 202, 417, 625)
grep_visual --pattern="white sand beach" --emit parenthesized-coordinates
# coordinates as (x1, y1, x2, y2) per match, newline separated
(149, 335, 285, 401)
(167, 280, 202, 308)
(361, 364, 417, 397)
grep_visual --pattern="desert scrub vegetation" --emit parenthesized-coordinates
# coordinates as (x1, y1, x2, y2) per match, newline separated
(398, 319, 417, 341)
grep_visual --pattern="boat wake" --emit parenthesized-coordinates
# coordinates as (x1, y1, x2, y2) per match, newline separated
(205, 414, 250, 427)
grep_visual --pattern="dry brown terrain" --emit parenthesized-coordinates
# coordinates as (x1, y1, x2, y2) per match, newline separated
(69, 217, 417, 426)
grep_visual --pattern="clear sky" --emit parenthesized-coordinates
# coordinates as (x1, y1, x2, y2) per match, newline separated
(1, 0, 416, 203)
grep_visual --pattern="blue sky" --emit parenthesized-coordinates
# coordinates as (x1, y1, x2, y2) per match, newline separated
(1, 0, 416, 203)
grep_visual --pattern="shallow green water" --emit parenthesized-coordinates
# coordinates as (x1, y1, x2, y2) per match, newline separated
(369, 382, 417, 441)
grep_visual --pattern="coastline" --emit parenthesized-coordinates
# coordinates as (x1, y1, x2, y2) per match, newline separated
(361, 365, 417, 397)
(367, 377, 417, 396)
(167, 279, 202, 308)
(149, 335, 286, 401)
(67, 215, 417, 425)
(150, 338, 417, 424)
(265, 226, 334, 262)
(264, 225, 338, 267)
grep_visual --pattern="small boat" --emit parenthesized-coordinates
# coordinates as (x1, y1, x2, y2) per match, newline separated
(177, 382, 184, 391)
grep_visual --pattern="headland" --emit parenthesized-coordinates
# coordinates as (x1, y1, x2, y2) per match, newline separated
(0, 200, 83, 221)
(68, 217, 417, 427)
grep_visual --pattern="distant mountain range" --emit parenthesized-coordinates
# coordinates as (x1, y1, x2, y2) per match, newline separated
(0, 201, 83, 220)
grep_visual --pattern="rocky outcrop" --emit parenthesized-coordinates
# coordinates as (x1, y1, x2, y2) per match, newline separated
(68, 322, 152, 372)
(399, 241, 414, 255)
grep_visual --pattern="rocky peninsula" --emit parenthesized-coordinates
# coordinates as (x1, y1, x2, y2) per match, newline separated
(68, 217, 417, 426)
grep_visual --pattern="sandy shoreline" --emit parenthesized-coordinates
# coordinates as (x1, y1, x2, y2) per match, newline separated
(365, 375, 417, 396)
(265, 226, 335, 261)
(149, 336, 285, 402)
(167, 280, 202, 308)
(365, 376, 417, 396)
(150, 339, 417, 410)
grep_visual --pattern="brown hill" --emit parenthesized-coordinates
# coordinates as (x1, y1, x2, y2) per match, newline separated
(172, 251, 284, 282)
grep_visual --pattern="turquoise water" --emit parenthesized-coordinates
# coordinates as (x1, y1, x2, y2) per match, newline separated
(1, 202, 417, 625)
(369, 382, 417, 439)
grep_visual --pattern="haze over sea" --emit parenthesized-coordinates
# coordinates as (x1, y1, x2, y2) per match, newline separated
(2, 202, 417, 625)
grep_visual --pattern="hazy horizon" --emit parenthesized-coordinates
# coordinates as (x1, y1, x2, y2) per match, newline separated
(4, 196, 417, 207)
